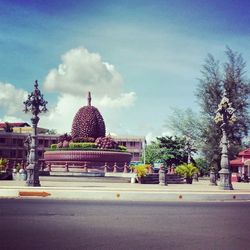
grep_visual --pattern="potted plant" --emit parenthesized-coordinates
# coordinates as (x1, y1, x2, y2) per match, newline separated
(13, 164, 27, 181)
(132, 164, 149, 184)
(0, 158, 7, 172)
(175, 163, 198, 184)
(0, 158, 12, 180)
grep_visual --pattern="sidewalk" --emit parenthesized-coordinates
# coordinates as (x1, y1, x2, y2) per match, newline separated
(0, 175, 250, 202)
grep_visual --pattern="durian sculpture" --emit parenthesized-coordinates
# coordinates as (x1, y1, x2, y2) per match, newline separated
(71, 92, 105, 142)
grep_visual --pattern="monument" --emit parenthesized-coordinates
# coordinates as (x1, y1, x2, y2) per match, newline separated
(44, 92, 132, 173)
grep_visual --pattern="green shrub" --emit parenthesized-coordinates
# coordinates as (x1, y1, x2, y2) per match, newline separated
(46, 143, 129, 153)
(131, 164, 149, 177)
(175, 163, 198, 179)
(69, 142, 97, 149)
(118, 145, 127, 151)
(0, 158, 8, 171)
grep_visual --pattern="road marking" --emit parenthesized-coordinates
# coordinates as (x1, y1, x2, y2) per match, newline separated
(19, 191, 51, 197)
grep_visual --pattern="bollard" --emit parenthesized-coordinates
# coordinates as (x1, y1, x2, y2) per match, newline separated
(159, 165, 167, 186)
(209, 170, 217, 186)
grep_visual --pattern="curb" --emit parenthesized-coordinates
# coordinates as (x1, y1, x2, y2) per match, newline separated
(1, 188, 250, 201)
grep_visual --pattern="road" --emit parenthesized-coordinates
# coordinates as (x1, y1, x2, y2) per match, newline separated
(0, 199, 249, 250)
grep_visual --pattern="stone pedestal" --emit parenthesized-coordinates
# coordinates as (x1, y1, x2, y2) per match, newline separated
(209, 170, 217, 186)
(159, 169, 167, 186)
(219, 168, 233, 190)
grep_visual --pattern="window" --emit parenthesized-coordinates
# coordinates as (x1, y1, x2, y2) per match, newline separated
(17, 150, 23, 158)
(38, 151, 43, 157)
(10, 150, 16, 157)
(18, 139, 23, 146)
(134, 153, 140, 157)
(0, 138, 6, 143)
(39, 139, 43, 145)
(129, 141, 136, 147)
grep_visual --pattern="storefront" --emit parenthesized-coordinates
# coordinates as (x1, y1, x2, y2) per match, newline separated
(230, 148, 250, 182)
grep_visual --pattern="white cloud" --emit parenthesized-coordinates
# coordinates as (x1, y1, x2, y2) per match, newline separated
(39, 94, 83, 133)
(44, 47, 127, 98)
(0, 115, 25, 123)
(98, 92, 136, 108)
(145, 129, 174, 144)
(0, 82, 28, 115)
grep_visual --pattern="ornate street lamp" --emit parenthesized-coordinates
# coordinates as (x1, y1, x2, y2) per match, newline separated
(23, 80, 48, 186)
(214, 92, 236, 190)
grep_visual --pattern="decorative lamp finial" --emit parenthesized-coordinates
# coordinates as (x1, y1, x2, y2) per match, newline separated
(88, 92, 91, 106)
(34, 80, 38, 88)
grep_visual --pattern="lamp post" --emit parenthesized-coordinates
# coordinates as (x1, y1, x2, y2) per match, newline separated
(23, 80, 48, 186)
(214, 93, 236, 190)
(143, 138, 147, 165)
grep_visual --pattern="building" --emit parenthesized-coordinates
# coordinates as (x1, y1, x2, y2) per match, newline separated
(0, 131, 58, 168)
(114, 136, 146, 163)
(230, 148, 250, 182)
(0, 122, 48, 134)
(0, 123, 146, 167)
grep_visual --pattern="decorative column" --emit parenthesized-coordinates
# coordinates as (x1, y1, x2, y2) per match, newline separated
(214, 93, 236, 190)
(23, 80, 48, 186)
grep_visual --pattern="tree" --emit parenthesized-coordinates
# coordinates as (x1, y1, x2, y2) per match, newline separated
(157, 136, 195, 166)
(142, 142, 161, 165)
(165, 107, 202, 149)
(196, 48, 250, 169)
(223, 48, 250, 156)
(194, 157, 210, 176)
(45, 129, 57, 135)
(143, 136, 196, 167)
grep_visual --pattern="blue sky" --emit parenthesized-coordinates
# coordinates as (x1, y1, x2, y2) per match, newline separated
(0, 0, 250, 141)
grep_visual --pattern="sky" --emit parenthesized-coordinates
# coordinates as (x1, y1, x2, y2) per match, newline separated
(0, 0, 250, 142)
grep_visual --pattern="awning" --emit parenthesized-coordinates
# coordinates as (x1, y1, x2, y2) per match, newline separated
(239, 148, 250, 156)
(230, 158, 243, 167)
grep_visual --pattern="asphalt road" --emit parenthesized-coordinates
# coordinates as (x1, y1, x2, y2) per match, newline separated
(0, 199, 249, 250)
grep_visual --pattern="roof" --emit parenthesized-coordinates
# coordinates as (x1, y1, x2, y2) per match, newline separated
(113, 136, 146, 141)
(230, 158, 243, 166)
(239, 148, 250, 156)
(0, 122, 30, 128)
